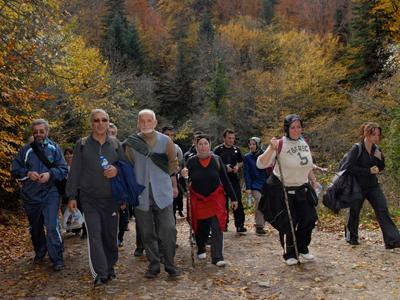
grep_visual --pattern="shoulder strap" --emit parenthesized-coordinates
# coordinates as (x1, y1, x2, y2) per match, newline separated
(30, 142, 54, 169)
(212, 154, 221, 171)
(356, 142, 362, 161)
(80, 136, 88, 151)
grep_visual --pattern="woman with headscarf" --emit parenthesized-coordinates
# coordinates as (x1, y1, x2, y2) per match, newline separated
(256, 114, 320, 266)
(345, 122, 400, 249)
(182, 134, 238, 267)
(243, 137, 269, 235)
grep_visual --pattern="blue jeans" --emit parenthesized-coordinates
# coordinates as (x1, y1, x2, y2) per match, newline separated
(23, 189, 63, 265)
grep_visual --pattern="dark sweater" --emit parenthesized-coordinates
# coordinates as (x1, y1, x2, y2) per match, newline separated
(187, 155, 237, 201)
(347, 142, 385, 190)
(66, 135, 125, 200)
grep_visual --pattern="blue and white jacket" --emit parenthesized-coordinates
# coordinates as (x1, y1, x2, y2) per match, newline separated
(11, 138, 68, 202)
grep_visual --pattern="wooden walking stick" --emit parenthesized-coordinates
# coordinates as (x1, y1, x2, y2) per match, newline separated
(184, 174, 195, 268)
(276, 155, 300, 264)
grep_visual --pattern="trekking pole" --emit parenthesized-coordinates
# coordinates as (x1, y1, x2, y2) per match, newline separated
(275, 155, 300, 264)
(184, 174, 195, 268)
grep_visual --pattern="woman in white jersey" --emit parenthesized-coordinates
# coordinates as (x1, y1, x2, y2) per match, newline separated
(257, 114, 320, 266)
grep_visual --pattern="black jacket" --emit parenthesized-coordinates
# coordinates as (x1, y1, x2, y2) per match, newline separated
(323, 143, 366, 213)
(258, 175, 317, 233)
(347, 142, 384, 190)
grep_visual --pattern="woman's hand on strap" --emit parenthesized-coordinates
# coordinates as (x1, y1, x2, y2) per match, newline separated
(270, 137, 279, 151)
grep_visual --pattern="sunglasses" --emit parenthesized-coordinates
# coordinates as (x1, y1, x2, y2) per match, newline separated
(93, 118, 109, 123)
(33, 129, 46, 134)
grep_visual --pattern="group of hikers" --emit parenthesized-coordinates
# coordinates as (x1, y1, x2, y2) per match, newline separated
(11, 108, 400, 286)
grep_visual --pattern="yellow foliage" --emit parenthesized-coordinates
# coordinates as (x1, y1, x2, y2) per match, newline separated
(158, 0, 196, 36)
(274, 30, 348, 112)
(218, 21, 264, 53)
(374, 0, 400, 42)
(52, 36, 109, 99)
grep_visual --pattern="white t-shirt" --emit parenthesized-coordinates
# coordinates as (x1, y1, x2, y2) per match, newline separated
(257, 136, 313, 187)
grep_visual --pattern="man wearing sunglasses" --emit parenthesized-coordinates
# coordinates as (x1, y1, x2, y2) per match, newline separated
(12, 119, 68, 271)
(66, 109, 126, 286)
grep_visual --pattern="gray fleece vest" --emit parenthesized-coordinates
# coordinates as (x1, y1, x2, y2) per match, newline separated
(132, 132, 173, 211)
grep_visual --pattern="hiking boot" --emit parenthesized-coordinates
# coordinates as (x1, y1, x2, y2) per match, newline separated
(167, 267, 182, 278)
(53, 263, 64, 271)
(178, 211, 184, 218)
(118, 240, 123, 248)
(144, 269, 160, 279)
(197, 252, 206, 259)
(256, 228, 267, 235)
(285, 258, 298, 266)
(385, 241, 400, 249)
(236, 226, 247, 235)
(93, 275, 108, 286)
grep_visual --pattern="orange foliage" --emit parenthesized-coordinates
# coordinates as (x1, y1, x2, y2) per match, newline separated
(0, 41, 49, 195)
(214, 0, 262, 23)
(126, 0, 168, 38)
(275, 0, 348, 35)
(126, 0, 172, 66)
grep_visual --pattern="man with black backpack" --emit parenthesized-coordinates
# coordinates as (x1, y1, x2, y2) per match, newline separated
(12, 119, 68, 271)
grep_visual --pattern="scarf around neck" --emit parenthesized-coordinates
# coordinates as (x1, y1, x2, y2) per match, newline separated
(124, 134, 169, 174)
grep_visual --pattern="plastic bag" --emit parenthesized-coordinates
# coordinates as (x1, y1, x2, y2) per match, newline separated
(62, 209, 84, 230)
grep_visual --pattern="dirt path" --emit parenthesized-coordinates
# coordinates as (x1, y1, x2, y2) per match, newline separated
(0, 216, 399, 299)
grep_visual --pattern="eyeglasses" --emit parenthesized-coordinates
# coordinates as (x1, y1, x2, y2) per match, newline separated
(33, 129, 46, 134)
(93, 118, 109, 123)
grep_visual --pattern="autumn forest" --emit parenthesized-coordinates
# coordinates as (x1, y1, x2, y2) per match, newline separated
(1, 0, 400, 209)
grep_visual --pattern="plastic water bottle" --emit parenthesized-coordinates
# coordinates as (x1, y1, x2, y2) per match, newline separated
(99, 155, 110, 169)
(314, 183, 323, 196)
(246, 194, 253, 207)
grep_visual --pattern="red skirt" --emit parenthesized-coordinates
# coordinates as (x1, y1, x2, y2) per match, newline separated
(187, 184, 227, 233)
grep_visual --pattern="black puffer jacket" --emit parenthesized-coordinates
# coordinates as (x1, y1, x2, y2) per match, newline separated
(323, 143, 364, 213)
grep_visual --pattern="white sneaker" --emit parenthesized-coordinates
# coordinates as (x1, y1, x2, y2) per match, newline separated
(215, 260, 227, 267)
(197, 253, 206, 259)
(300, 253, 315, 261)
(285, 258, 298, 266)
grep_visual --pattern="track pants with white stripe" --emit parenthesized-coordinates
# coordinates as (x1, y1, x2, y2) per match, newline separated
(81, 195, 119, 279)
